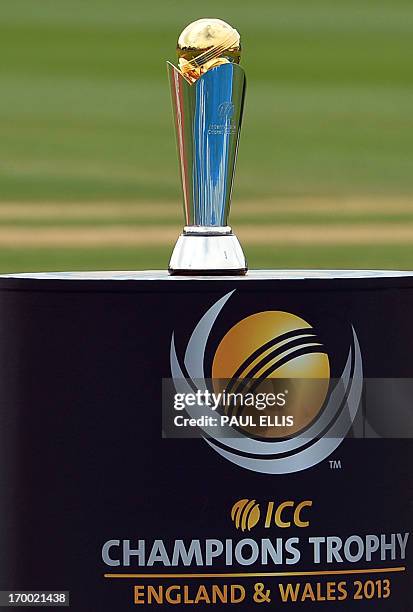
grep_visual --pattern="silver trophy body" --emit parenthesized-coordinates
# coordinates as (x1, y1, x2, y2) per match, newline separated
(167, 61, 247, 275)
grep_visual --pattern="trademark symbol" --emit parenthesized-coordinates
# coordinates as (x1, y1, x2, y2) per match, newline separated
(329, 460, 342, 470)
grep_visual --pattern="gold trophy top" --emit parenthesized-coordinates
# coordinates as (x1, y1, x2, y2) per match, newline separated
(177, 18, 241, 83)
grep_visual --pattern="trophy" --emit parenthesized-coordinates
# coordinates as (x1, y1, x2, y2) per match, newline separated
(167, 18, 248, 275)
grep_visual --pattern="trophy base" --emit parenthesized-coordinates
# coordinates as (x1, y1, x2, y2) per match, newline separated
(168, 229, 248, 276)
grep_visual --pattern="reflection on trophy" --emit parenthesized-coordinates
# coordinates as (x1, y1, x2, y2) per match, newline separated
(167, 18, 248, 275)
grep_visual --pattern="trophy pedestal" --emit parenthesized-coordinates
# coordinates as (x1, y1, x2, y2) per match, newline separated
(169, 227, 247, 275)
(0, 270, 411, 609)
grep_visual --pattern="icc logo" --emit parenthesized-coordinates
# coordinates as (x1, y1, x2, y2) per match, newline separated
(231, 499, 261, 532)
(231, 498, 313, 531)
(218, 102, 235, 120)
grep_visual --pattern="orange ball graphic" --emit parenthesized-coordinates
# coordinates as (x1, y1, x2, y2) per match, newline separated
(212, 311, 330, 438)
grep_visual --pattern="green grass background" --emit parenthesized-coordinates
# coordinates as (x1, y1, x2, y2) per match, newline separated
(1, 0, 413, 271)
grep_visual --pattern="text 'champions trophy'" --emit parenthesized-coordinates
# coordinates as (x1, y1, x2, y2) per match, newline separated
(167, 18, 248, 275)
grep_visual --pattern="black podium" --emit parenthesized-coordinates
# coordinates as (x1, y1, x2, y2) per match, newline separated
(0, 270, 411, 610)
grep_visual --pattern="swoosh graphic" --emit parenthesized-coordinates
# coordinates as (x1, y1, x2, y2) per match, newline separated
(170, 292, 363, 474)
